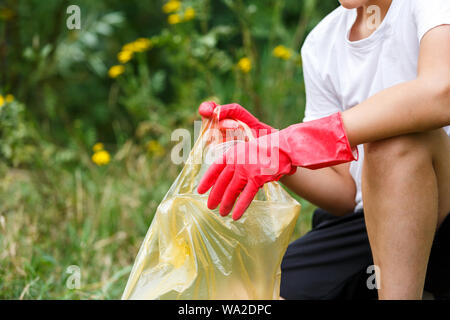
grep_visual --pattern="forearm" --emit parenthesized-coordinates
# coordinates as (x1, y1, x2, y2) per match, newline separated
(342, 25, 450, 147)
(342, 78, 450, 147)
(280, 76, 448, 215)
(281, 27, 450, 216)
(281, 163, 356, 216)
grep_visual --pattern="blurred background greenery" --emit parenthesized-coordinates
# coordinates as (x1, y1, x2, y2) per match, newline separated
(0, 0, 339, 299)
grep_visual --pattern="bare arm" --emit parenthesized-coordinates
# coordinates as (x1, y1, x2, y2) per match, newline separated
(281, 163, 356, 216)
(281, 26, 450, 214)
(342, 25, 450, 146)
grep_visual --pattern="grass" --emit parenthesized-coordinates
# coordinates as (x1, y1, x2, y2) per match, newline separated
(0, 140, 314, 299)
(0, 0, 336, 300)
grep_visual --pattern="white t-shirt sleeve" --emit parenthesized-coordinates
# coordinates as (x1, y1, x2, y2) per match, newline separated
(412, 0, 450, 42)
(301, 36, 342, 123)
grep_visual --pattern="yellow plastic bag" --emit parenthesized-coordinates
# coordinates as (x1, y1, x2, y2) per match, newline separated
(122, 112, 300, 300)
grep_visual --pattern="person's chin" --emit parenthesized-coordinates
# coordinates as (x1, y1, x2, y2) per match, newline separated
(339, 0, 366, 9)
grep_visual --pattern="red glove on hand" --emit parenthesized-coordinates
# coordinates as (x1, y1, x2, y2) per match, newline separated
(197, 112, 358, 220)
(199, 101, 277, 137)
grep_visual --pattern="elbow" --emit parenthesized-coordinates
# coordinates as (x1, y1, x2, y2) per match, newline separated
(442, 81, 450, 125)
(433, 79, 450, 125)
(319, 189, 356, 217)
(327, 201, 356, 217)
(421, 77, 450, 127)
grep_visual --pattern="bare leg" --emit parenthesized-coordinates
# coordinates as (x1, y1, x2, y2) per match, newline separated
(362, 129, 450, 299)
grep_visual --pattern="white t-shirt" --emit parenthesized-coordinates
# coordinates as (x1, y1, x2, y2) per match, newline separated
(301, 0, 450, 212)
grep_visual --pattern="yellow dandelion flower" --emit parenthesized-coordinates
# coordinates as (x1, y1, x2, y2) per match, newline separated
(0, 8, 14, 21)
(147, 140, 164, 157)
(5, 94, 14, 103)
(0, 95, 4, 107)
(92, 142, 104, 152)
(122, 42, 137, 52)
(168, 13, 182, 25)
(237, 57, 251, 73)
(273, 45, 292, 60)
(132, 38, 152, 52)
(117, 50, 133, 64)
(184, 7, 196, 21)
(108, 65, 125, 78)
(162, 1, 181, 14)
(92, 150, 111, 166)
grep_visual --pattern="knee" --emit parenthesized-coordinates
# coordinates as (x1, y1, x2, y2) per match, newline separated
(364, 132, 434, 170)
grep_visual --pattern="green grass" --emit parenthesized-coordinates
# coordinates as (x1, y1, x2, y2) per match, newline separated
(0, 143, 174, 299)
(0, 0, 333, 299)
(0, 142, 313, 299)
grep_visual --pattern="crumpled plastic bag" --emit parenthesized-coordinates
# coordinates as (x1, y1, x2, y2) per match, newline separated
(122, 110, 300, 300)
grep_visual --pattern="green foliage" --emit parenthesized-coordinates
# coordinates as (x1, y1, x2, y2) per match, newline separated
(0, 99, 37, 167)
(0, 0, 338, 299)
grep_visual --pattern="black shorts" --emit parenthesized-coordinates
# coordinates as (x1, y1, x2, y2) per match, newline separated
(280, 208, 450, 300)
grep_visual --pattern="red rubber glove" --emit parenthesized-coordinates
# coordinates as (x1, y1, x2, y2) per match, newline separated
(198, 101, 277, 137)
(197, 112, 358, 220)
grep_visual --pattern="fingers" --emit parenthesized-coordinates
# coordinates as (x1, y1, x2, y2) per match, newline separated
(219, 104, 276, 137)
(218, 119, 239, 130)
(207, 166, 234, 210)
(199, 102, 273, 136)
(199, 102, 247, 122)
(219, 174, 248, 216)
(197, 154, 226, 194)
(231, 181, 259, 220)
(198, 101, 218, 118)
(219, 104, 254, 124)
